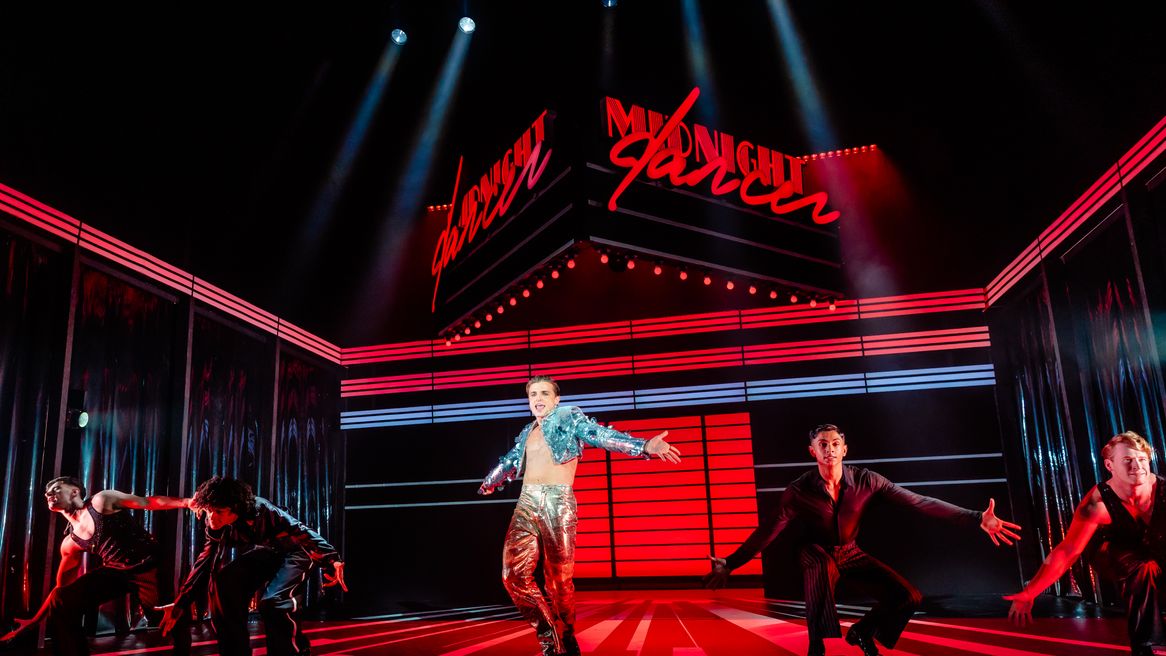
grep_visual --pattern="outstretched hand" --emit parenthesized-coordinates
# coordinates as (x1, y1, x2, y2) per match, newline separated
(702, 555, 730, 589)
(645, 431, 682, 464)
(1003, 592, 1034, 627)
(323, 561, 349, 592)
(0, 617, 37, 643)
(980, 498, 1022, 546)
(155, 603, 184, 637)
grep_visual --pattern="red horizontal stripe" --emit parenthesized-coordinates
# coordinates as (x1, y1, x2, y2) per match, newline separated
(0, 191, 82, 234)
(574, 562, 613, 578)
(612, 485, 710, 503)
(615, 529, 711, 546)
(611, 500, 709, 516)
(614, 544, 709, 561)
(712, 498, 758, 514)
(576, 532, 611, 548)
(708, 470, 757, 485)
(712, 513, 760, 529)
(706, 424, 751, 439)
(0, 200, 80, 242)
(706, 439, 753, 455)
(609, 471, 707, 488)
(531, 320, 630, 338)
(614, 515, 710, 532)
(341, 385, 432, 398)
(863, 340, 992, 356)
(615, 560, 708, 577)
(860, 303, 986, 319)
(612, 416, 702, 431)
(705, 412, 750, 426)
(710, 483, 758, 499)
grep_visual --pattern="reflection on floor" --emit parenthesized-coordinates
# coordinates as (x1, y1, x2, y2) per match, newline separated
(80, 589, 1139, 656)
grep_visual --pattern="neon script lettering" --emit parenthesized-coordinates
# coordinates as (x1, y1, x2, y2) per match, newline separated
(605, 88, 838, 225)
(430, 111, 552, 311)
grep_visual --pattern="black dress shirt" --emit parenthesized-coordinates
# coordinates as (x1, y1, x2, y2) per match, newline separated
(725, 465, 981, 570)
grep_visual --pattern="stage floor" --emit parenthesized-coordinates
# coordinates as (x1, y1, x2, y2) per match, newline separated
(81, 589, 1140, 656)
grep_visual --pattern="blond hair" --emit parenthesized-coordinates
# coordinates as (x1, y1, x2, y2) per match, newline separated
(1101, 431, 1154, 461)
(525, 375, 560, 395)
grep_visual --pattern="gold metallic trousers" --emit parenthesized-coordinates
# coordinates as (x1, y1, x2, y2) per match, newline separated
(502, 484, 578, 656)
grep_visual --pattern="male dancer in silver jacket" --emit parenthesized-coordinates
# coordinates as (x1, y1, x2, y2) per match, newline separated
(479, 375, 681, 656)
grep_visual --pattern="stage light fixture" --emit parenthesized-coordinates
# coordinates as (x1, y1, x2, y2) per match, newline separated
(454, 333, 462, 342)
(653, 263, 663, 275)
(464, 326, 471, 335)
(391, 29, 407, 45)
(458, 17, 476, 33)
(626, 257, 635, 270)
(600, 253, 610, 264)
(748, 285, 757, 295)
(65, 390, 88, 429)
(522, 288, 531, 298)
(485, 313, 493, 322)
(789, 293, 799, 304)
(445, 337, 452, 346)
(809, 298, 818, 308)
(726, 280, 735, 290)
(473, 319, 481, 329)
(602, 0, 618, 6)
(703, 275, 712, 286)
(497, 305, 505, 314)
(509, 297, 517, 306)
(769, 290, 778, 300)
(829, 298, 837, 311)
(551, 269, 560, 279)
(536, 279, 545, 289)
(679, 269, 688, 281)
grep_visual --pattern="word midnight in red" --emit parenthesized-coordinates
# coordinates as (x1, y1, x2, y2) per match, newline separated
(605, 87, 839, 225)
(430, 111, 554, 311)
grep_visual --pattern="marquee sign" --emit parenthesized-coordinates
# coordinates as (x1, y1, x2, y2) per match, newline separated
(430, 111, 554, 312)
(604, 87, 839, 225)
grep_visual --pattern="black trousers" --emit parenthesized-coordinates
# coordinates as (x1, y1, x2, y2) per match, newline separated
(798, 543, 921, 648)
(1108, 547, 1166, 651)
(209, 547, 313, 656)
(46, 562, 191, 656)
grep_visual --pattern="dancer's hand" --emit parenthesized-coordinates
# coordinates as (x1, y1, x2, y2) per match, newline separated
(156, 603, 184, 637)
(702, 555, 730, 589)
(323, 561, 349, 592)
(477, 484, 492, 496)
(645, 431, 682, 463)
(1003, 591, 1034, 627)
(980, 498, 1022, 546)
(0, 617, 37, 643)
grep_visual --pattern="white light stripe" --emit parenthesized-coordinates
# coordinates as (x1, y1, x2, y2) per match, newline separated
(352, 604, 509, 621)
(759, 477, 1008, 492)
(346, 478, 483, 489)
(345, 498, 516, 510)
(756, 453, 1003, 469)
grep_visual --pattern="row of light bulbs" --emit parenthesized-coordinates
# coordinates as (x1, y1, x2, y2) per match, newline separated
(442, 246, 837, 345)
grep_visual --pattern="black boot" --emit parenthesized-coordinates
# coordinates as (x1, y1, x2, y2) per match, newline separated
(806, 637, 826, 656)
(845, 626, 881, 656)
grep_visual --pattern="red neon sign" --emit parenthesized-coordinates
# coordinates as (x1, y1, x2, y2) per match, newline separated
(605, 87, 839, 225)
(430, 111, 553, 311)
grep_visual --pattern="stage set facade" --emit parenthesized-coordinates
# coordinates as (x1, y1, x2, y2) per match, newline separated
(3, 43, 1166, 656)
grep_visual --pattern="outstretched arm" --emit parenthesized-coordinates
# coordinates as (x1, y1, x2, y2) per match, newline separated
(566, 406, 680, 462)
(704, 490, 795, 588)
(91, 489, 192, 512)
(1004, 491, 1104, 626)
(1, 539, 83, 642)
(873, 471, 1022, 544)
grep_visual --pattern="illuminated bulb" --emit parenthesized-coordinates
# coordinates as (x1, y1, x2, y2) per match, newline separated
(551, 270, 560, 279)
(445, 338, 451, 346)
(679, 270, 688, 281)
(458, 17, 476, 33)
(790, 294, 799, 304)
(391, 29, 407, 45)
(454, 333, 462, 342)
(497, 305, 505, 314)
(522, 289, 530, 298)
(769, 290, 778, 300)
(810, 299, 818, 308)
(626, 258, 635, 270)
(509, 297, 517, 306)
(829, 299, 837, 311)
(536, 279, 544, 289)
(464, 327, 471, 335)
(567, 258, 576, 269)
(703, 276, 712, 286)
(726, 281, 735, 290)
(600, 253, 609, 264)
(748, 285, 757, 295)
(653, 265, 662, 275)
(473, 320, 481, 329)
(485, 313, 493, 322)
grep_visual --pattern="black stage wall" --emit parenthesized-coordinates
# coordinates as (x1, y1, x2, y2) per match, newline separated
(988, 126, 1166, 608)
(0, 218, 345, 628)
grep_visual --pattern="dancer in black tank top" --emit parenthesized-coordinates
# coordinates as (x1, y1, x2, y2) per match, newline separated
(1006, 432, 1166, 656)
(0, 476, 192, 656)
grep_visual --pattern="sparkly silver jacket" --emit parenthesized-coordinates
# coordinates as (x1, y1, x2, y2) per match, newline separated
(478, 405, 649, 494)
